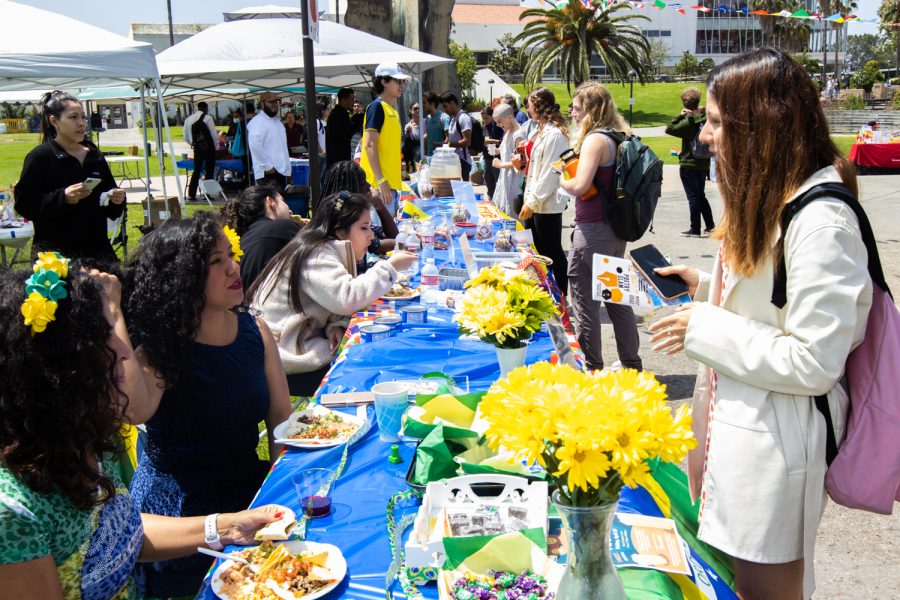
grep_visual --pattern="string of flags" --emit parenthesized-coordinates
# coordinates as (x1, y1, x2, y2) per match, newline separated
(531, 0, 888, 27)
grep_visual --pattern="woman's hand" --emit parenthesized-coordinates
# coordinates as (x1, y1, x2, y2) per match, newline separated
(85, 268, 122, 316)
(510, 154, 523, 171)
(519, 205, 534, 221)
(655, 265, 701, 299)
(219, 505, 291, 546)
(328, 327, 344, 352)
(648, 303, 699, 355)
(492, 158, 502, 169)
(387, 250, 418, 272)
(64, 183, 90, 204)
(108, 189, 126, 205)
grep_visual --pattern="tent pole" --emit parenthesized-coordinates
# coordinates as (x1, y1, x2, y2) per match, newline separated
(140, 84, 153, 225)
(301, 3, 320, 210)
(151, 87, 168, 205)
(418, 64, 424, 167)
(156, 79, 184, 209)
(243, 93, 252, 185)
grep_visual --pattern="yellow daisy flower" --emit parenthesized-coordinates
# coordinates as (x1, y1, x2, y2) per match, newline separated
(223, 225, 243, 262)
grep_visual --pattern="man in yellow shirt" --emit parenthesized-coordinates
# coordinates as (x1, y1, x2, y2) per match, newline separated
(360, 62, 409, 217)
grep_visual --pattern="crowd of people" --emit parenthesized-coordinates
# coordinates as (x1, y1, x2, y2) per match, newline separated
(1, 49, 879, 600)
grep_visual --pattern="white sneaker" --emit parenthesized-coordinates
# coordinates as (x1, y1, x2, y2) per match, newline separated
(609, 361, 622, 371)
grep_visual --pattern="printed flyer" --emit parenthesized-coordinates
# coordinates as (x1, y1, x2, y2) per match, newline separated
(592, 253, 691, 308)
(609, 513, 691, 575)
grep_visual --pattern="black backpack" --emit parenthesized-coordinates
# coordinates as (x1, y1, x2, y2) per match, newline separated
(690, 130, 712, 160)
(599, 131, 664, 242)
(191, 117, 213, 153)
(455, 115, 485, 155)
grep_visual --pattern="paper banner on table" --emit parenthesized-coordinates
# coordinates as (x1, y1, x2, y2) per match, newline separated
(402, 200, 431, 221)
(415, 391, 484, 429)
(454, 443, 546, 478)
(443, 528, 547, 572)
(592, 253, 691, 308)
(609, 513, 691, 575)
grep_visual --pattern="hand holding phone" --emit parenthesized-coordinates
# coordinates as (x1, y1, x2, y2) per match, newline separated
(630, 245, 690, 301)
(83, 177, 102, 191)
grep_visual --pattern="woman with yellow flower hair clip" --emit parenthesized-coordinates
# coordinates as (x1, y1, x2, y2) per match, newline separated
(0, 258, 289, 599)
(121, 211, 292, 596)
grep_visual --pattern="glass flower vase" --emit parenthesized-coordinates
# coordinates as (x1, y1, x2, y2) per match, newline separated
(552, 491, 626, 600)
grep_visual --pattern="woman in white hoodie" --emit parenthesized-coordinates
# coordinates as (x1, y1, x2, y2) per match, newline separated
(248, 191, 417, 396)
(519, 87, 570, 294)
(648, 48, 872, 600)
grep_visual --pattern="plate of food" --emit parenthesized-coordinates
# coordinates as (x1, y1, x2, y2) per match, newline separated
(380, 283, 420, 301)
(273, 405, 364, 448)
(212, 540, 346, 600)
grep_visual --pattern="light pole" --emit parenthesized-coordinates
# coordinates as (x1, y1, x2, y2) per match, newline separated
(627, 69, 637, 127)
(488, 78, 495, 103)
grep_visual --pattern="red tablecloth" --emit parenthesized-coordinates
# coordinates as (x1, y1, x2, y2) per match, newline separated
(849, 143, 900, 168)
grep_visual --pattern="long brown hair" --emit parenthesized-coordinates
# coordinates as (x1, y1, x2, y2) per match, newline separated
(528, 87, 568, 136)
(572, 82, 630, 153)
(708, 47, 857, 275)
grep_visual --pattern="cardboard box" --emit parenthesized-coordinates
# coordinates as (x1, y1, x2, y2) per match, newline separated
(144, 196, 181, 227)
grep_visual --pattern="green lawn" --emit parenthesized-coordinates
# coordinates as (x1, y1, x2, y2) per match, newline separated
(511, 82, 709, 128)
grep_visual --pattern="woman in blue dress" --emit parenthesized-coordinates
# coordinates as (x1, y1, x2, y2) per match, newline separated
(123, 211, 293, 596)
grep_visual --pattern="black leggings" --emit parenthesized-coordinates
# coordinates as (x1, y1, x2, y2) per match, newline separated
(527, 212, 568, 295)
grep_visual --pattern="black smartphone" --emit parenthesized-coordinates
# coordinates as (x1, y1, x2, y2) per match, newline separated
(629, 244, 690, 301)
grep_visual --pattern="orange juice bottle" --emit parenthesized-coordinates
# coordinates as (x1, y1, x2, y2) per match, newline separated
(560, 150, 598, 199)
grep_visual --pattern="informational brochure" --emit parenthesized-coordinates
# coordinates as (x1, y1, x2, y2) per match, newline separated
(592, 253, 692, 308)
(609, 513, 691, 575)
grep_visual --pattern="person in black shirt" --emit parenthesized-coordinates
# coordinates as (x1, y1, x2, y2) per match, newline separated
(481, 106, 504, 200)
(221, 184, 302, 290)
(15, 90, 126, 261)
(326, 88, 356, 168)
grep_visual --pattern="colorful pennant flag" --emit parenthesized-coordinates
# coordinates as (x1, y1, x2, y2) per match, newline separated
(653, 0, 666, 8)
(670, 147, 680, 156)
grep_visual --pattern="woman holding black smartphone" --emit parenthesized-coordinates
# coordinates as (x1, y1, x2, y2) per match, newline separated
(559, 82, 641, 372)
(15, 90, 126, 262)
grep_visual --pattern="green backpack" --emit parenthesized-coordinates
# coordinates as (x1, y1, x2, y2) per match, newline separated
(599, 131, 664, 242)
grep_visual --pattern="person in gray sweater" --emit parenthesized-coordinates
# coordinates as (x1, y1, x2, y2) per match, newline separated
(247, 191, 417, 396)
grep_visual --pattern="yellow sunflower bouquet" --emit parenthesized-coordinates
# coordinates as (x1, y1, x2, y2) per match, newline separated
(454, 265, 558, 349)
(480, 362, 696, 507)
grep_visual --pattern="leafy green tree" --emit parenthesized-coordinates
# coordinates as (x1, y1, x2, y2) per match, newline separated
(514, 0, 650, 90)
(879, 0, 900, 76)
(673, 51, 701, 76)
(846, 34, 894, 71)
(488, 33, 527, 76)
(850, 59, 885, 92)
(642, 38, 670, 76)
(698, 58, 716, 73)
(450, 42, 477, 95)
(771, 0, 812, 52)
(794, 52, 822, 77)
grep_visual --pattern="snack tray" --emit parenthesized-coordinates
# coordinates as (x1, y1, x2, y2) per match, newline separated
(404, 474, 548, 572)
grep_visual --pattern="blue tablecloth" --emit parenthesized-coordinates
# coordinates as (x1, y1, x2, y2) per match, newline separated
(197, 197, 737, 600)
(177, 158, 246, 175)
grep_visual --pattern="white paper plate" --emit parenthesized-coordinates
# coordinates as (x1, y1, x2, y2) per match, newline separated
(379, 289, 420, 302)
(273, 405, 365, 449)
(211, 540, 346, 600)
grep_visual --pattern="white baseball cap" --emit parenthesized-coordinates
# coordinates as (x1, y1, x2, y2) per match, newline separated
(374, 63, 410, 80)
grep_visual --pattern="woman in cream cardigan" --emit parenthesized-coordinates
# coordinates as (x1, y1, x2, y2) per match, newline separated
(248, 191, 417, 396)
(518, 87, 570, 294)
(649, 49, 872, 600)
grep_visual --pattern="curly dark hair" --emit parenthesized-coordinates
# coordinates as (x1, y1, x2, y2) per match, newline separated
(528, 87, 568, 136)
(123, 211, 223, 387)
(0, 266, 123, 510)
(221, 183, 281, 235)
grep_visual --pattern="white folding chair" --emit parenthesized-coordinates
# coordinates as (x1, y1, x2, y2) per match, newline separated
(198, 179, 228, 207)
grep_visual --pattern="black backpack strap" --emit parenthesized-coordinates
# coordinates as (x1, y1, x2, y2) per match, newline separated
(771, 181, 890, 309)
(815, 394, 839, 466)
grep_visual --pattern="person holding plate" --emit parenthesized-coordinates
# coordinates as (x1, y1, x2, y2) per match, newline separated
(122, 212, 293, 596)
(0, 259, 287, 598)
(248, 191, 417, 397)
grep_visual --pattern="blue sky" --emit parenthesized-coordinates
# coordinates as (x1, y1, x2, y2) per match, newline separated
(15, 0, 882, 37)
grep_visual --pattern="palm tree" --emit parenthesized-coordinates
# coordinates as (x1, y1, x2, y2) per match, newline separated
(514, 0, 650, 90)
(772, 0, 813, 52)
(878, 0, 900, 77)
(751, 0, 781, 47)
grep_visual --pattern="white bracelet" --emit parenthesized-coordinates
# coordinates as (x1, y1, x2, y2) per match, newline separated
(204, 513, 224, 550)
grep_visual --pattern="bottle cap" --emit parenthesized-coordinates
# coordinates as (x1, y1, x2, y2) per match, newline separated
(388, 445, 403, 464)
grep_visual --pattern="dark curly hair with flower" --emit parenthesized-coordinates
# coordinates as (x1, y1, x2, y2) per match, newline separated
(122, 211, 223, 387)
(0, 266, 124, 510)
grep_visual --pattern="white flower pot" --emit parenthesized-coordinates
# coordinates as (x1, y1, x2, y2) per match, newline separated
(495, 344, 528, 377)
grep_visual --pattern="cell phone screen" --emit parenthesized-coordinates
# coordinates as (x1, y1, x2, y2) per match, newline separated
(83, 178, 102, 190)
(630, 244, 690, 300)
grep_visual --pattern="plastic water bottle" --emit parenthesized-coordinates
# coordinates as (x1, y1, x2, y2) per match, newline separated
(420, 218, 435, 261)
(421, 258, 439, 306)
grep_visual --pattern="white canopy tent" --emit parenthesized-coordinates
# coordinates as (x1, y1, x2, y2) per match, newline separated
(156, 16, 453, 194)
(224, 4, 304, 21)
(0, 0, 184, 220)
(156, 18, 453, 92)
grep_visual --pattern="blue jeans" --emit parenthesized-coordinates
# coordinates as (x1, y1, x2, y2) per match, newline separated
(680, 167, 715, 234)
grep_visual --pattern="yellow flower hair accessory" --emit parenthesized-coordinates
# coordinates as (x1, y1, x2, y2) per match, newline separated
(22, 252, 69, 336)
(223, 225, 243, 262)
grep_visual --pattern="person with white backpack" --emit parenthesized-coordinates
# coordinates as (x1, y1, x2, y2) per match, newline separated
(648, 48, 875, 600)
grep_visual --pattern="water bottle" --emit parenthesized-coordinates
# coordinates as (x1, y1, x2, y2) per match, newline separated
(420, 218, 435, 261)
(421, 258, 439, 306)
